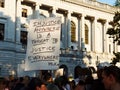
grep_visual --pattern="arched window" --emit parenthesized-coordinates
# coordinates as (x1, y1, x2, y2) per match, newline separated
(71, 21, 76, 42)
(85, 24, 89, 44)
(59, 64, 68, 77)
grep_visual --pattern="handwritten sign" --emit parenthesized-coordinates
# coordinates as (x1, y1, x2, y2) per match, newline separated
(25, 17, 61, 71)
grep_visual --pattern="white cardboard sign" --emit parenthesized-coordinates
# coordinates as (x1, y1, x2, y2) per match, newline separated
(25, 17, 61, 71)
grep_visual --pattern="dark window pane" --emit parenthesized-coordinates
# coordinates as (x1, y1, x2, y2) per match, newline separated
(85, 24, 89, 44)
(0, 23, 4, 40)
(71, 21, 76, 42)
(0, 0, 4, 8)
(20, 31, 28, 45)
(22, 8, 27, 17)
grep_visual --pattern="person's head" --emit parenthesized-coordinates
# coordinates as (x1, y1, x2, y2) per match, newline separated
(43, 72, 53, 84)
(75, 80, 85, 90)
(85, 75, 94, 84)
(97, 68, 104, 80)
(28, 77, 47, 90)
(78, 80, 85, 86)
(102, 66, 120, 90)
(47, 83, 59, 90)
(0, 78, 9, 90)
(23, 75, 30, 86)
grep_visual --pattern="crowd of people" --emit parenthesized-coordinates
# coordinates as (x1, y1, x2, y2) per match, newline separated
(0, 65, 120, 90)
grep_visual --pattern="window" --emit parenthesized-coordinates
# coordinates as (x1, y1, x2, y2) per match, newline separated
(60, 24, 63, 40)
(109, 44, 111, 53)
(22, 8, 27, 18)
(20, 31, 28, 47)
(85, 24, 89, 44)
(71, 21, 76, 42)
(0, 0, 4, 8)
(0, 23, 4, 40)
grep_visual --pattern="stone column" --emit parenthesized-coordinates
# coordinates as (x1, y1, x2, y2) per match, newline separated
(104, 20, 108, 53)
(49, 7, 57, 17)
(77, 15, 81, 53)
(67, 11, 71, 48)
(105, 21, 109, 53)
(102, 23, 105, 53)
(80, 14, 85, 51)
(102, 20, 106, 53)
(64, 13, 68, 49)
(97, 19, 106, 53)
(15, 0, 22, 43)
(91, 17, 95, 52)
(92, 17, 97, 52)
(33, 3, 40, 19)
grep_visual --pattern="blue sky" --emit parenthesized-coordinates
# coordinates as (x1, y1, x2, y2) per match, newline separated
(97, 0, 116, 5)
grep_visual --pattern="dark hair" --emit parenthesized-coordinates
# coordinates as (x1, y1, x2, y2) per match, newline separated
(103, 66, 120, 83)
(78, 80, 85, 85)
(43, 72, 52, 81)
(28, 77, 45, 90)
(47, 83, 59, 90)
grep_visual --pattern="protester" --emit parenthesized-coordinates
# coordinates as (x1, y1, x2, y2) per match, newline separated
(69, 80, 76, 90)
(12, 77, 24, 90)
(0, 78, 10, 90)
(74, 80, 85, 90)
(20, 76, 31, 90)
(102, 65, 120, 90)
(47, 83, 59, 90)
(85, 75, 94, 90)
(62, 75, 71, 90)
(27, 77, 47, 90)
(92, 68, 105, 90)
(43, 72, 53, 85)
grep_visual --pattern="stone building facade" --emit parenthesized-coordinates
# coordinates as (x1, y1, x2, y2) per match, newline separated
(0, 0, 120, 77)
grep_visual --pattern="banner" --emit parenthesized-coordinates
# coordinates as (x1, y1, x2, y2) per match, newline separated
(25, 17, 61, 71)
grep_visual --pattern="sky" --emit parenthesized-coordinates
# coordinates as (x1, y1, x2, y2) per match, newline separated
(97, 0, 116, 6)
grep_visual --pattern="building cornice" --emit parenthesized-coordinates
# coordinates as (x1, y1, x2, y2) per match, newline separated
(22, 0, 120, 14)
(62, 0, 120, 14)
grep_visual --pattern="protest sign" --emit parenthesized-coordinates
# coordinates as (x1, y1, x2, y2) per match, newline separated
(25, 17, 61, 71)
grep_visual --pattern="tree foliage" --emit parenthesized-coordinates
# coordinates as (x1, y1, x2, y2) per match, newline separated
(106, 11, 120, 65)
(115, 0, 120, 6)
(111, 52, 120, 65)
(106, 11, 120, 44)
